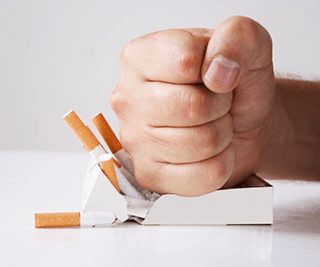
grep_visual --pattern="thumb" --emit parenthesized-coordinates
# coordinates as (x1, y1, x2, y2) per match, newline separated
(201, 16, 272, 93)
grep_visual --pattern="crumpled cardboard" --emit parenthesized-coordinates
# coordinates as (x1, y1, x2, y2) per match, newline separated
(82, 156, 273, 225)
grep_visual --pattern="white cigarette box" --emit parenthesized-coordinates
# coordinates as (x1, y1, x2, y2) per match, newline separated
(82, 157, 273, 225)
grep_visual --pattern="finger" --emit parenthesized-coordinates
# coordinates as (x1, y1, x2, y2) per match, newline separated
(124, 82, 232, 127)
(132, 113, 232, 164)
(201, 16, 274, 133)
(202, 16, 272, 93)
(133, 143, 235, 196)
(143, 82, 232, 127)
(119, 29, 210, 84)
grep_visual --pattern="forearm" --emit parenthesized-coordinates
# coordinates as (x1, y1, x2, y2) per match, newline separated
(257, 78, 320, 181)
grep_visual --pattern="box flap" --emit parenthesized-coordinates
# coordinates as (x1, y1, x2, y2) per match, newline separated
(82, 162, 128, 222)
(142, 184, 273, 225)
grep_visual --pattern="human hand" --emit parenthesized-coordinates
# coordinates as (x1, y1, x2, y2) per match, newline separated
(110, 16, 275, 196)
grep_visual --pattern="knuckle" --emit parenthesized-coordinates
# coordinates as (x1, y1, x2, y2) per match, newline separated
(214, 159, 229, 184)
(175, 31, 203, 79)
(178, 127, 218, 160)
(206, 128, 218, 152)
(179, 88, 212, 123)
(231, 16, 261, 37)
(229, 16, 272, 50)
(199, 141, 217, 161)
(237, 17, 272, 67)
(109, 86, 127, 114)
(201, 114, 233, 157)
(119, 39, 136, 67)
(178, 47, 196, 75)
(194, 125, 218, 156)
(203, 159, 228, 189)
(201, 144, 234, 190)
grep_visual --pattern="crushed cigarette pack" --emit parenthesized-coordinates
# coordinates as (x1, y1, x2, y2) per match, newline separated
(63, 110, 273, 226)
(82, 155, 273, 225)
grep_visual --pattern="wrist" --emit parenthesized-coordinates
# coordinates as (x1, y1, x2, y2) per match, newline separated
(256, 77, 296, 179)
(256, 77, 320, 181)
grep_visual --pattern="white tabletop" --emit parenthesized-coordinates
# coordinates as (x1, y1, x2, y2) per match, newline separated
(0, 151, 319, 267)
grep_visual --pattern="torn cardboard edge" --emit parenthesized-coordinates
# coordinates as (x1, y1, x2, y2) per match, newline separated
(82, 156, 273, 225)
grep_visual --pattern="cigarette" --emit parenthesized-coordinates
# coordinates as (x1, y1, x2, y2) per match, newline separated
(113, 151, 154, 199)
(63, 110, 149, 199)
(63, 110, 120, 167)
(34, 212, 116, 228)
(91, 113, 130, 171)
(97, 154, 147, 200)
(91, 113, 135, 175)
(91, 113, 155, 200)
(91, 113, 122, 154)
(63, 110, 99, 152)
(99, 154, 120, 192)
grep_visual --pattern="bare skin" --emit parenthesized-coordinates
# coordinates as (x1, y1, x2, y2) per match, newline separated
(110, 16, 320, 196)
(256, 78, 320, 181)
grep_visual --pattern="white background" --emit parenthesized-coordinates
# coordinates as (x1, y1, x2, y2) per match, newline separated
(1, 0, 319, 152)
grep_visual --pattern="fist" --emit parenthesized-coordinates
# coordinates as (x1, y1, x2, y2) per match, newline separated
(110, 16, 275, 196)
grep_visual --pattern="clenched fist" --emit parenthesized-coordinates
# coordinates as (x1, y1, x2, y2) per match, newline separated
(110, 16, 275, 196)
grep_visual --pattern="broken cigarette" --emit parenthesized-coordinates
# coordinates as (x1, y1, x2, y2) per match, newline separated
(99, 153, 120, 192)
(91, 113, 154, 199)
(91, 113, 132, 172)
(63, 110, 99, 152)
(63, 110, 149, 200)
(91, 113, 122, 154)
(63, 110, 120, 167)
(98, 153, 145, 199)
(34, 212, 116, 228)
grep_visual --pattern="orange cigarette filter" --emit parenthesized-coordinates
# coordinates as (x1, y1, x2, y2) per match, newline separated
(63, 110, 99, 151)
(35, 212, 80, 228)
(91, 113, 122, 153)
(99, 154, 120, 192)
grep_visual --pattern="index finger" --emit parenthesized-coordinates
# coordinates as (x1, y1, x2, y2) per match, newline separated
(119, 29, 212, 84)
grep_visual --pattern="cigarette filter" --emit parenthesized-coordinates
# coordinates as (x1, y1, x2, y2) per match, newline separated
(91, 113, 122, 153)
(63, 110, 99, 152)
(99, 154, 120, 192)
(35, 212, 80, 228)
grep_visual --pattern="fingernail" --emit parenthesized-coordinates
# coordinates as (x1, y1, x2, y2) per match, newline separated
(205, 56, 240, 88)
